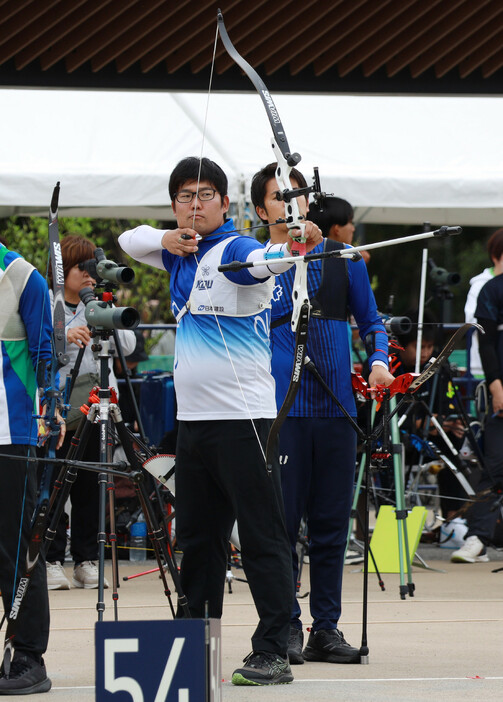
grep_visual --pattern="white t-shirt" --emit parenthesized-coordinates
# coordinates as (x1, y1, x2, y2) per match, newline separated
(464, 266, 493, 375)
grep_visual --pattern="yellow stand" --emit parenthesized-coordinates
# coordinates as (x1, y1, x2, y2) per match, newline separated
(368, 505, 427, 573)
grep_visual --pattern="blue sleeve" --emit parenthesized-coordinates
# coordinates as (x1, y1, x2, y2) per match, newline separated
(19, 269, 53, 367)
(161, 248, 175, 272)
(221, 236, 268, 285)
(348, 258, 389, 366)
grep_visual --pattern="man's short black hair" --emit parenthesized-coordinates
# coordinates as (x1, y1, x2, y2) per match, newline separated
(250, 162, 308, 222)
(169, 157, 228, 202)
(307, 197, 354, 237)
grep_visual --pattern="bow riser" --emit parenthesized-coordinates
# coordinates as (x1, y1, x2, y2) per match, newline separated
(270, 138, 309, 332)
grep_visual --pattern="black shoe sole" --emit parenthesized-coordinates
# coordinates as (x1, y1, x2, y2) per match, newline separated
(0, 677, 52, 694)
(303, 648, 360, 664)
(287, 651, 305, 665)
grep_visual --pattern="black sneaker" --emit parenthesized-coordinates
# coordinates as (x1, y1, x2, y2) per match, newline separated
(231, 651, 293, 685)
(0, 653, 52, 695)
(303, 628, 360, 664)
(287, 626, 304, 665)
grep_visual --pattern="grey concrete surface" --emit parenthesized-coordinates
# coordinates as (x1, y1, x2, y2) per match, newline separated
(7, 544, 503, 700)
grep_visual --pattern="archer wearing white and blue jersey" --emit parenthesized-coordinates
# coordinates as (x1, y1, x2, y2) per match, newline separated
(119, 156, 323, 686)
(0, 246, 52, 445)
(0, 243, 65, 694)
(251, 164, 394, 667)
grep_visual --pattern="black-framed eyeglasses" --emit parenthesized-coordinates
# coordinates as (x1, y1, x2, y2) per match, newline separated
(174, 188, 217, 204)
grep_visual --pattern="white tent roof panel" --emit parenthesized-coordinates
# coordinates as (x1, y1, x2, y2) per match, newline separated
(1, 89, 502, 225)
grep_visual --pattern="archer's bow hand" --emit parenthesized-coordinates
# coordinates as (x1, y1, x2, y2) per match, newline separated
(368, 365, 395, 401)
(37, 362, 66, 450)
(288, 221, 323, 255)
(52, 408, 66, 450)
(38, 405, 66, 451)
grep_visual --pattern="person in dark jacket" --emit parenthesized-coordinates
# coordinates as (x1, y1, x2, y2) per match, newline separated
(251, 165, 393, 665)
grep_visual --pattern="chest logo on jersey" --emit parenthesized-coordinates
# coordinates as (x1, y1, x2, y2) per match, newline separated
(196, 279, 213, 290)
(272, 284, 283, 302)
(201, 264, 211, 276)
(198, 304, 224, 313)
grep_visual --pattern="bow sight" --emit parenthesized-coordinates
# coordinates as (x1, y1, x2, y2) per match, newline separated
(273, 167, 331, 212)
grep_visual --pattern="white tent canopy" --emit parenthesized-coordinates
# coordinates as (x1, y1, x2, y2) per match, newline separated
(1, 88, 502, 226)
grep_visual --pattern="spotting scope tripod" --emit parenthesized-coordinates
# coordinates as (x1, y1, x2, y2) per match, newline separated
(45, 286, 188, 620)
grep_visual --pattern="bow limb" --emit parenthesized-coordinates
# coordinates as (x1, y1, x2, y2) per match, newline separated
(216, 11, 310, 333)
(264, 301, 310, 470)
(38, 181, 68, 491)
(48, 182, 69, 370)
(39, 182, 68, 470)
(216, 12, 301, 172)
(217, 11, 312, 468)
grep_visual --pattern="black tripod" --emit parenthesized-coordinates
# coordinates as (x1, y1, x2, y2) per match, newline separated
(301, 357, 397, 663)
(46, 325, 188, 620)
(225, 543, 248, 593)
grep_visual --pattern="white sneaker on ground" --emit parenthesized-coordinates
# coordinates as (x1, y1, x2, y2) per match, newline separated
(72, 561, 109, 589)
(344, 549, 364, 565)
(451, 535, 489, 563)
(46, 561, 71, 590)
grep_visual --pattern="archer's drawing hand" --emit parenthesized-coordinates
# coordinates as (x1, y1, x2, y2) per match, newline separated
(162, 228, 199, 257)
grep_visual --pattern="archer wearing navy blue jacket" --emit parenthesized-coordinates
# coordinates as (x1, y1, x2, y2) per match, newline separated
(251, 166, 394, 665)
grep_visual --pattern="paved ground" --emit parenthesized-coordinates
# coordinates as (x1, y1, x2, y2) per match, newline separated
(15, 542, 501, 701)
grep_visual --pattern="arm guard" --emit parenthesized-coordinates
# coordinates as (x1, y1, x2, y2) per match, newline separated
(364, 330, 389, 367)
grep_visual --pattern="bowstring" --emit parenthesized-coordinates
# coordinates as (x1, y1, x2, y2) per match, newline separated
(189, 23, 267, 464)
(10, 471, 28, 612)
(192, 24, 218, 222)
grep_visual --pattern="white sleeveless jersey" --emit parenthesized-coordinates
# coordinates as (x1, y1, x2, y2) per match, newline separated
(176, 237, 274, 321)
(174, 237, 277, 421)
